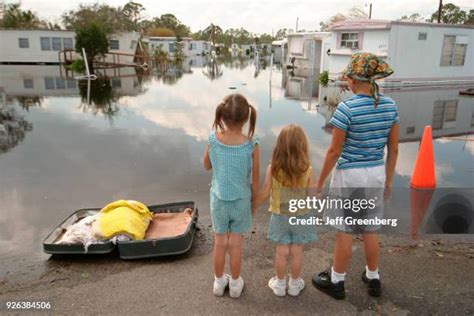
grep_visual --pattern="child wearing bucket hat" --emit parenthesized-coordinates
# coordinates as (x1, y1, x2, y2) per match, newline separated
(312, 53, 400, 300)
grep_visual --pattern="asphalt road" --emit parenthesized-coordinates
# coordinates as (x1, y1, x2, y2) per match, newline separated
(1, 210, 474, 315)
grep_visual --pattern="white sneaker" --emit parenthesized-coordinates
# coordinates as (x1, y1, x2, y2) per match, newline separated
(268, 277, 287, 296)
(229, 276, 244, 298)
(287, 277, 305, 296)
(213, 274, 230, 296)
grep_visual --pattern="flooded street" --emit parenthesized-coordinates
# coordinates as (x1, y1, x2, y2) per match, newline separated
(1, 56, 473, 289)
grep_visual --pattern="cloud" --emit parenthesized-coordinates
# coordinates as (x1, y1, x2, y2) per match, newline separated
(20, 0, 473, 34)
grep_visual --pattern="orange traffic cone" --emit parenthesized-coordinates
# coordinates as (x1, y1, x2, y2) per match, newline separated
(410, 126, 436, 189)
(410, 125, 436, 239)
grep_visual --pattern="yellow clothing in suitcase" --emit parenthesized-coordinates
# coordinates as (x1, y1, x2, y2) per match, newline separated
(95, 200, 153, 240)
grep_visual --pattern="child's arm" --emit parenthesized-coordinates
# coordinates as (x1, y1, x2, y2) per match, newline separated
(254, 164, 272, 207)
(251, 145, 260, 213)
(385, 123, 399, 198)
(202, 145, 212, 170)
(316, 128, 346, 192)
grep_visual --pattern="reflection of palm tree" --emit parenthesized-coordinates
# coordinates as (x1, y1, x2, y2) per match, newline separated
(202, 59, 223, 80)
(203, 24, 223, 49)
(78, 77, 119, 122)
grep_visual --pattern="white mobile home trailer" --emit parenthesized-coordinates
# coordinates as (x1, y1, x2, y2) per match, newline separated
(286, 32, 330, 72)
(147, 37, 210, 56)
(318, 85, 474, 142)
(327, 20, 474, 85)
(272, 39, 287, 64)
(0, 29, 140, 65)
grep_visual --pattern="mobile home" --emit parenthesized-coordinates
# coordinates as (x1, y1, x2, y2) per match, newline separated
(318, 85, 474, 142)
(272, 39, 287, 64)
(286, 32, 330, 72)
(327, 20, 474, 85)
(147, 37, 211, 56)
(0, 29, 140, 65)
(230, 43, 240, 53)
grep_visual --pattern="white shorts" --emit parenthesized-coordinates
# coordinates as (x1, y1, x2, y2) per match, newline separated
(326, 165, 386, 233)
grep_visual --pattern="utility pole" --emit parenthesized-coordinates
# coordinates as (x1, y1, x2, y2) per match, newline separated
(369, 3, 372, 19)
(296, 17, 299, 33)
(437, 0, 443, 23)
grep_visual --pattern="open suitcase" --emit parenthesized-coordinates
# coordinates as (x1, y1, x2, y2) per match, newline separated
(43, 201, 198, 259)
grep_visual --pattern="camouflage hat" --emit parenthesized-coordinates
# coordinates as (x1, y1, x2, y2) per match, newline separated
(342, 52, 393, 81)
(342, 52, 394, 107)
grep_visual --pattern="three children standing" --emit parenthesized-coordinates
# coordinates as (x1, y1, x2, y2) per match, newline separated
(203, 53, 399, 299)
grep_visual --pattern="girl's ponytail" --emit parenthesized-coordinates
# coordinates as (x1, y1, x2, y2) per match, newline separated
(213, 102, 225, 132)
(248, 104, 257, 138)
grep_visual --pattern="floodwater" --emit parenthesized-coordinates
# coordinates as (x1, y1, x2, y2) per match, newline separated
(0, 55, 473, 267)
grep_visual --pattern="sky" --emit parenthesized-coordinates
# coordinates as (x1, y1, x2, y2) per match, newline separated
(10, 0, 474, 34)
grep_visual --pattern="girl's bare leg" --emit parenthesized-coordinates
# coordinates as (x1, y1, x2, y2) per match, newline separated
(289, 244, 304, 279)
(275, 244, 290, 279)
(228, 233, 243, 279)
(213, 233, 228, 277)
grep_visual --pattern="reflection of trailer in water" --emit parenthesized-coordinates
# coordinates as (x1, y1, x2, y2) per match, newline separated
(317, 85, 474, 142)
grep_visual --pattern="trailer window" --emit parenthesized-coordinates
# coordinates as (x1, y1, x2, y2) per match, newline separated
(440, 35, 467, 66)
(40, 37, 51, 50)
(52, 37, 62, 51)
(63, 38, 73, 50)
(18, 38, 29, 48)
(340, 33, 359, 49)
(418, 32, 427, 40)
(23, 79, 34, 89)
(110, 40, 120, 50)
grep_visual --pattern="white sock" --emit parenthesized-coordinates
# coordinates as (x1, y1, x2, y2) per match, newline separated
(214, 275, 226, 285)
(230, 277, 241, 285)
(277, 278, 287, 286)
(331, 266, 346, 284)
(289, 277, 300, 285)
(365, 265, 380, 280)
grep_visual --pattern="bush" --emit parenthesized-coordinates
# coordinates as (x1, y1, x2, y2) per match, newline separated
(318, 71, 329, 87)
(67, 59, 86, 73)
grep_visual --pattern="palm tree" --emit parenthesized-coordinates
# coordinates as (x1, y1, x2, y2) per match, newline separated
(203, 23, 223, 49)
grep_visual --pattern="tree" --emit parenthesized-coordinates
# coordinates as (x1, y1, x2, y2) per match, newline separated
(149, 14, 190, 37)
(430, 3, 469, 24)
(147, 27, 176, 37)
(203, 23, 223, 47)
(174, 37, 186, 65)
(398, 13, 426, 22)
(75, 23, 109, 73)
(275, 28, 289, 39)
(62, 3, 135, 33)
(122, 1, 145, 32)
(319, 7, 368, 31)
(0, 3, 43, 28)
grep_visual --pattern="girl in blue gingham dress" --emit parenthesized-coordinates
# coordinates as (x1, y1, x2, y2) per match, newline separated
(202, 94, 259, 298)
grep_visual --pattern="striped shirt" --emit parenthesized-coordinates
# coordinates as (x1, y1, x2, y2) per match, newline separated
(329, 94, 399, 170)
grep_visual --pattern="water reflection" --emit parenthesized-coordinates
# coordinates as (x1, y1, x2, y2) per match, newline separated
(78, 77, 120, 120)
(202, 58, 223, 81)
(317, 85, 474, 143)
(0, 58, 473, 264)
(0, 105, 33, 153)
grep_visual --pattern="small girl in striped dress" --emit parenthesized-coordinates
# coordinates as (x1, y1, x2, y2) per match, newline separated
(202, 93, 259, 298)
